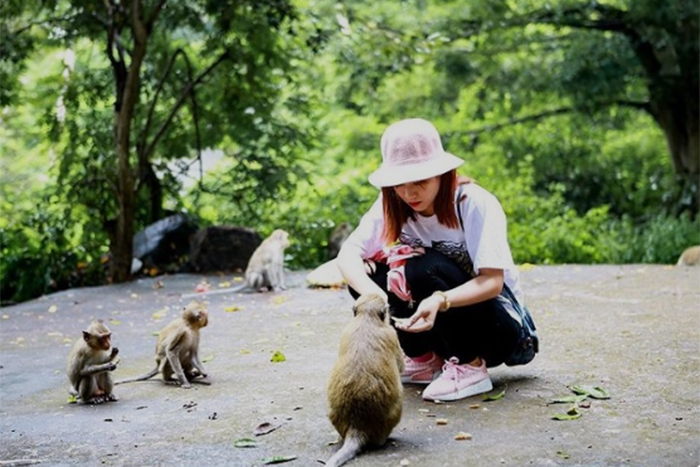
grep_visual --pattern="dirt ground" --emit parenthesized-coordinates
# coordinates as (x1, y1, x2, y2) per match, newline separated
(0, 265, 698, 467)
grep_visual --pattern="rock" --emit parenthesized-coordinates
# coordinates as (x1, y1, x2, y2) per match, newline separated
(189, 226, 262, 273)
(133, 213, 199, 273)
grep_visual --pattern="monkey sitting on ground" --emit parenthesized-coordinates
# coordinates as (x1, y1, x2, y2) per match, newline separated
(325, 293, 404, 467)
(116, 301, 209, 389)
(677, 245, 700, 266)
(66, 320, 120, 404)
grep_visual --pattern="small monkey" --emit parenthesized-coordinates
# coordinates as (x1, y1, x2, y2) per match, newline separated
(116, 301, 209, 388)
(66, 320, 120, 404)
(327, 222, 353, 260)
(677, 245, 700, 266)
(326, 293, 404, 467)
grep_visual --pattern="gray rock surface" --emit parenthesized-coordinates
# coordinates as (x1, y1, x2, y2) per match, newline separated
(0, 265, 698, 467)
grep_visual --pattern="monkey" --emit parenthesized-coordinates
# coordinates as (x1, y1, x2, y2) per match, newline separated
(115, 301, 209, 389)
(677, 245, 700, 266)
(66, 320, 120, 404)
(325, 293, 404, 467)
(327, 222, 353, 260)
(181, 229, 290, 299)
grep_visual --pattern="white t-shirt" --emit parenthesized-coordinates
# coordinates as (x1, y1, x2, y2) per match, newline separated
(343, 183, 524, 304)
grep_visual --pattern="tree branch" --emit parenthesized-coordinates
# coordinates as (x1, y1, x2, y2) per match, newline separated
(142, 49, 231, 159)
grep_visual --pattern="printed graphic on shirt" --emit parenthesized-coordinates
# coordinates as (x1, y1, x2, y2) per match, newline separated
(399, 233, 476, 278)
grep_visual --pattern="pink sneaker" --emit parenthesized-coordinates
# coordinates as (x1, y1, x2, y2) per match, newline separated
(422, 357, 493, 401)
(401, 352, 443, 384)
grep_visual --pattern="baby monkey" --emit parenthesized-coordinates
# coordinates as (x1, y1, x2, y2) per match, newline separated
(326, 293, 404, 467)
(116, 301, 209, 389)
(66, 320, 120, 404)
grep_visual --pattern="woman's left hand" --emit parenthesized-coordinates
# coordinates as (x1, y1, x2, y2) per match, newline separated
(395, 295, 442, 333)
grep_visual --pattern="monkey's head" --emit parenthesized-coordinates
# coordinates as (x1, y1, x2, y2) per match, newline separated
(182, 301, 209, 329)
(272, 229, 290, 248)
(352, 293, 390, 323)
(83, 320, 112, 351)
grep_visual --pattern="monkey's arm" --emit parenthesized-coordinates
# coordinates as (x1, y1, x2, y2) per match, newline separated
(80, 359, 119, 376)
(165, 333, 192, 388)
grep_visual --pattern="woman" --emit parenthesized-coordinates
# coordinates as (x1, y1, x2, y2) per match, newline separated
(337, 118, 528, 402)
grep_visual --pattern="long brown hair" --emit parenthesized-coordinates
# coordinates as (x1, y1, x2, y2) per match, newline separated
(380, 170, 459, 244)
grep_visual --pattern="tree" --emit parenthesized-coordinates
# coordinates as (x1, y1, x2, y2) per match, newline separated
(325, 0, 699, 212)
(1, 0, 313, 282)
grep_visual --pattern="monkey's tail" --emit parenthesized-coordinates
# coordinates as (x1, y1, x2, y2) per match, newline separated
(325, 432, 364, 467)
(114, 368, 158, 385)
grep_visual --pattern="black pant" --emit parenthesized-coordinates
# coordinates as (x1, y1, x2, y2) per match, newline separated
(349, 248, 520, 368)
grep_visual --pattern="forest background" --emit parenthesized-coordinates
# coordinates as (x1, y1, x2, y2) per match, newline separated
(1, 0, 698, 304)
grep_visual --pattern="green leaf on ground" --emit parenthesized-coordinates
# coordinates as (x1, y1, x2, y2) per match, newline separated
(549, 394, 588, 404)
(271, 350, 286, 363)
(570, 385, 610, 399)
(552, 405, 582, 421)
(233, 438, 258, 448)
(482, 389, 506, 401)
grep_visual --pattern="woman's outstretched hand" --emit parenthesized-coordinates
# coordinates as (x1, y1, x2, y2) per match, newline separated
(394, 294, 443, 333)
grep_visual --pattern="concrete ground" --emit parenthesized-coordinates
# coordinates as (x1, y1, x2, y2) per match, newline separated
(0, 265, 698, 467)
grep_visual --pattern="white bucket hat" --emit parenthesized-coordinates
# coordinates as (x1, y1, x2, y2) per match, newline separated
(368, 118, 464, 188)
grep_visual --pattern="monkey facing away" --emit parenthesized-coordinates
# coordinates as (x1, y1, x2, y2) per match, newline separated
(66, 320, 120, 404)
(116, 301, 209, 388)
(326, 293, 404, 467)
(677, 245, 700, 266)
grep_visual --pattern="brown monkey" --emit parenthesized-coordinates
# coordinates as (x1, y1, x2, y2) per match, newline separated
(677, 245, 700, 266)
(116, 301, 209, 388)
(66, 320, 120, 404)
(326, 293, 404, 467)
(327, 222, 353, 260)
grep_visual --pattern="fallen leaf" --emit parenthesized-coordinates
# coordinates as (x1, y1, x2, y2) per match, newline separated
(202, 354, 215, 363)
(557, 450, 571, 459)
(418, 408, 430, 413)
(240, 349, 251, 354)
(195, 282, 210, 293)
(469, 404, 480, 409)
(549, 394, 588, 405)
(552, 405, 582, 421)
(570, 385, 610, 400)
(436, 418, 448, 425)
(454, 432, 473, 440)
(400, 460, 411, 466)
(261, 455, 297, 465)
(519, 263, 535, 271)
(2, 315, 9, 320)
(130, 293, 138, 299)
(271, 350, 286, 363)
(109, 319, 121, 325)
(233, 438, 258, 448)
(224, 305, 242, 312)
(151, 309, 168, 319)
(254, 418, 284, 436)
(483, 389, 506, 401)
(48, 305, 58, 313)
(67, 395, 77, 404)
(218, 281, 231, 288)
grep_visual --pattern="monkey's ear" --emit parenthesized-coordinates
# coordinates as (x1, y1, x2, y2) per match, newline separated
(82, 331, 91, 342)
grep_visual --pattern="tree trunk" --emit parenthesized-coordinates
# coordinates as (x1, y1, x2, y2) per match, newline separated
(108, 2, 151, 283)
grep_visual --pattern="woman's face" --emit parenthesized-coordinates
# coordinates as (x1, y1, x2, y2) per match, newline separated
(392, 176, 441, 216)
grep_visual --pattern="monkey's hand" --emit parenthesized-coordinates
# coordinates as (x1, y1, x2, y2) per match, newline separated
(106, 358, 121, 371)
(110, 347, 119, 359)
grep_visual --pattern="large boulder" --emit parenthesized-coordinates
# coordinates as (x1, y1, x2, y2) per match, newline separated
(189, 226, 262, 273)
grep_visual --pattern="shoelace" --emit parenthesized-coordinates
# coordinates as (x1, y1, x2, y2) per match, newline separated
(441, 357, 466, 380)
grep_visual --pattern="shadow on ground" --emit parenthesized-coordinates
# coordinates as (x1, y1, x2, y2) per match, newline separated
(1, 265, 698, 467)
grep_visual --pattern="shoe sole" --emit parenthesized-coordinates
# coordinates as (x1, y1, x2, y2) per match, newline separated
(401, 370, 442, 385)
(422, 377, 493, 402)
